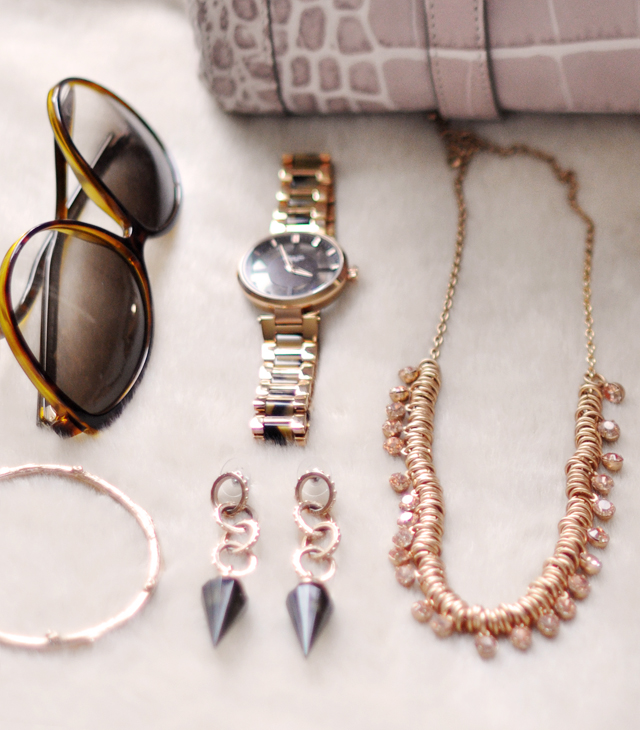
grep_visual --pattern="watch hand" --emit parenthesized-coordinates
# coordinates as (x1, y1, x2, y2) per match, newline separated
(290, 266, 313, 278)
(278, 244, 294, 272)
(278, 245, 313, 277)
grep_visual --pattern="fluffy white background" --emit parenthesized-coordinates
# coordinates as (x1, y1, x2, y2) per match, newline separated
(0, 1, 639, 728)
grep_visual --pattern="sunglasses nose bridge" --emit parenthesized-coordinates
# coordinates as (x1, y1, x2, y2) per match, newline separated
(129, 225, 149, 252)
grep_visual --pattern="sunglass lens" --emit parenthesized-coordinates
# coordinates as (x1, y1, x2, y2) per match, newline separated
(58, 81, 178, 233)
(9, 228, 148, 416)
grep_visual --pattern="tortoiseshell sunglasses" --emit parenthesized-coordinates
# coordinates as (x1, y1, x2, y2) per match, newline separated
(0, 78, 181, 435)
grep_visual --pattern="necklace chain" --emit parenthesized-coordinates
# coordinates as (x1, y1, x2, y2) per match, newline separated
(428, 114, 597, 377)
(384, 118, 626, 658)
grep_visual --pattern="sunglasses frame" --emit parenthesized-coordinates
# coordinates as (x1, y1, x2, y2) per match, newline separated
(0, 78, 181, 435)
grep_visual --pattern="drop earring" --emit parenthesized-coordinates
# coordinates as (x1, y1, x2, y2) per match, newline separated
(286, 470, 340, 656)
(202, 471, 259, 646)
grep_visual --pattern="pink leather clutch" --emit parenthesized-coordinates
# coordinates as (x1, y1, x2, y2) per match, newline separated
(188, 0, 640, 119)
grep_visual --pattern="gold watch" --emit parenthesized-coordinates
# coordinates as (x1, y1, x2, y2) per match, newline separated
(238, 154, 356, 445)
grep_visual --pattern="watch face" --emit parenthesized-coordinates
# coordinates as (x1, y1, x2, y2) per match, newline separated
(239, 232, 346, 302)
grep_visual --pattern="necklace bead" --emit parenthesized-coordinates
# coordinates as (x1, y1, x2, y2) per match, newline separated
(580, 553, 602, 575)
(591, 473, 614, 495)
(475, 632, 498, 659)
(537, 613, 561, 638)
(587, 526, 610, 548)
(603, 382, 625, 404)
(597, 420, 620, 442)
(510, 625, 532, 651)
(397, 511, 417, 527)
(389, 547, 410, 566)
(399, 366, 419, 384)
(390, 386, 410, 403)
(399, 492, 419, 511)
(382, 420, 403, 438)
(568, 574, 590, 600)
(602, 453, 623, 472)
(411, 601, 433, 623)
(430, 614, 454, 639)
(593, 496, 615, 520)
(395, 564, 416, 587)
(389, 472, 411, 493)
(392, 528, 414, 549)
(386, 402, 406, 420)
(383, 437, 404, 456)
(555, 593, 577, 620)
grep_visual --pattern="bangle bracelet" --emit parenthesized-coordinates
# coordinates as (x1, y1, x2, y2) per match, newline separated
(0, 464, 161, 650)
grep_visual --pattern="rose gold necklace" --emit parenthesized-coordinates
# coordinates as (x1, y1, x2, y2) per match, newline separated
(384, 115, 625, 658)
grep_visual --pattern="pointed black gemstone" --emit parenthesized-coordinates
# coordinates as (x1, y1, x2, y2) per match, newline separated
(202, 576, 247, 647)
(286, 581, 333, 656)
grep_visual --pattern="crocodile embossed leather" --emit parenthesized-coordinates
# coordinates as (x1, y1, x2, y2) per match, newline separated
(189, 0, 640, 118)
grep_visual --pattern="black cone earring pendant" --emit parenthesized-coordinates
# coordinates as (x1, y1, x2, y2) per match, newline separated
(286, 470, 340, 656)
(202, 471, 259, 647)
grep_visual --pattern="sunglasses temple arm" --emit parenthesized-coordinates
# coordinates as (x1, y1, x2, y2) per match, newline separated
(56, 134, 121, 223)
(55, 142, 93, 225)
(54, 142, 68, 220)
(55, 141, 90, 221)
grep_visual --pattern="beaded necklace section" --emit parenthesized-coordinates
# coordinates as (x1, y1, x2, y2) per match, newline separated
(383, 116, 625, 658)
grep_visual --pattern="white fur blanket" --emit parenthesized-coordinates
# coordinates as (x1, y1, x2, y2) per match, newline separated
(0, 2, 638, 728)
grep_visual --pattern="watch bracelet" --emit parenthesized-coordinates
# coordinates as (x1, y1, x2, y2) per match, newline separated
(251, 310, 319, 445)
(270, 153, 335, 237)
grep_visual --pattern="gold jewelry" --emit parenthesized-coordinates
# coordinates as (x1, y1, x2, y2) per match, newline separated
(238, 154, 357, 445)
(202, 471, 259, 646)
(384, 115, 625, 658)
(287, 469, 340, 656)
(0, 464, 160, 650)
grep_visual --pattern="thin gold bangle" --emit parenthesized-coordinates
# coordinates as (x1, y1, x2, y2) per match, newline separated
(0, 464, 161, 650)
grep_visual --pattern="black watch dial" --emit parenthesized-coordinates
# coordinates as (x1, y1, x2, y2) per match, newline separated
(239, 232, 345, 300)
